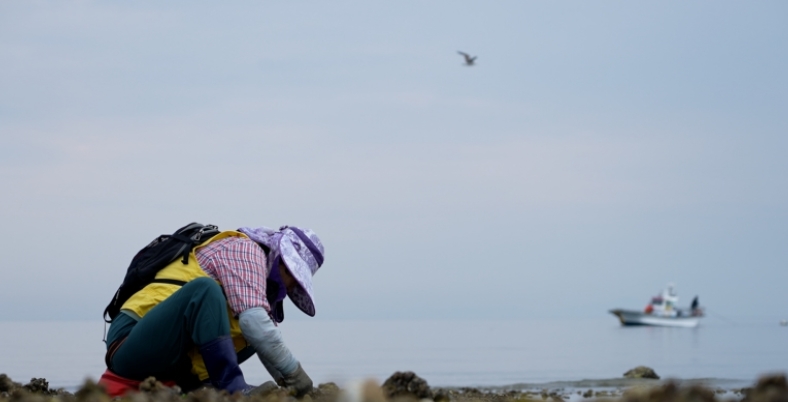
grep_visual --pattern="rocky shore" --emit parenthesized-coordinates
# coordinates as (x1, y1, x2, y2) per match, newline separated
(2, 371, 787, 402)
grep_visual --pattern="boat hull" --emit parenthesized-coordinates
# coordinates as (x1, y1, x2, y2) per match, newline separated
(609, 309, 700, 328)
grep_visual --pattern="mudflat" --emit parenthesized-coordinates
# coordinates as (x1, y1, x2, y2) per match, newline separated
(2, 371, 786, 402)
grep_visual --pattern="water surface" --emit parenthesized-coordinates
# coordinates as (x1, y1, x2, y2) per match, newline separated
(0, 318, 784, 390)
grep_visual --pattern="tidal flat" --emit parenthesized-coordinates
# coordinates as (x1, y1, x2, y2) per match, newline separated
(2, 371, 787, 402)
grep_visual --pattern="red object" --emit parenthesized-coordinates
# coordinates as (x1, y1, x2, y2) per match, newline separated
(98, 369, 142, 397)
(644, 305, 654, 314)
(97, 370, 177, 397)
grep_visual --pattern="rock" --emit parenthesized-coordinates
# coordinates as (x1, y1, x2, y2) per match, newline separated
(138, 377, 166, 393)
(18, 378, 67, 396)
(310, 382, 342, 402)
(136, 376, 181, 400)
(623, 366, 660, 379)
(742, 374, 788, 402)
(677, 384, 716, 402)
(432, 390, 450, 402)
(181, 387, 224, 402)
(0, 374, 22, 394)
(74, 379, 110, 402)
(621, 381, 676, 402)
(382, 371, 432, 400)
(22, 379, 50, 394)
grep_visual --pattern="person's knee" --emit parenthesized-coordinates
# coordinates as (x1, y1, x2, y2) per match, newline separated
(180, 277, 230, 344)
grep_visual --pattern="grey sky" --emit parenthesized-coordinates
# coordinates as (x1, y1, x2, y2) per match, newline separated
(0, 2, 786, 322)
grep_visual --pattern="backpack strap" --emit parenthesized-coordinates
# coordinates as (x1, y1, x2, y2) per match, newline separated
(150, 278, 188, 286)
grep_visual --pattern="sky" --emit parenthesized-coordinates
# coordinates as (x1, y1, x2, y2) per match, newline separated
(0, 1, 786, 322)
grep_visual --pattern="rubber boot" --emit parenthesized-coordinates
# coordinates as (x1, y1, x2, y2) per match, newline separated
(199, 336, 251, 394)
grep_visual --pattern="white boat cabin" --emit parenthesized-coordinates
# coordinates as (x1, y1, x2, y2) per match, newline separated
(644, 283, 702, 317)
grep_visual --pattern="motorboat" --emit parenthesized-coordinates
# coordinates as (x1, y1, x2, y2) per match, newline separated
(609, 283, 703, 328)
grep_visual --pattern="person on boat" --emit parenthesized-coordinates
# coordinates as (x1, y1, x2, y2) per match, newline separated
(690, 295, 701, 316)
(100, 225, 325, 397)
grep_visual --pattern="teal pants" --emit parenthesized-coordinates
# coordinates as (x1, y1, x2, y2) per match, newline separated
(105, 277, 253, 390)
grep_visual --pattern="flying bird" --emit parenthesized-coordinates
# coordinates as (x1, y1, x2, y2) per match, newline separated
(457, 51, 477, 66)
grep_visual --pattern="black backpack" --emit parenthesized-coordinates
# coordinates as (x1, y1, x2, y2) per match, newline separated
(103, 222, 221, 323)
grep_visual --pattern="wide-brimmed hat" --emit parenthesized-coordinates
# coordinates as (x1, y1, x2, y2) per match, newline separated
(237, 225, 325, 320)
(277, 226, 324, 317)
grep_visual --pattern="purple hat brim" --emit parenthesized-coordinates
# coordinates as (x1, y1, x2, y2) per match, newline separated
(279, 234, 316, 317)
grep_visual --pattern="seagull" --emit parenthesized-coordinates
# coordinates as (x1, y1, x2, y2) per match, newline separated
(457, 51, 477, 66)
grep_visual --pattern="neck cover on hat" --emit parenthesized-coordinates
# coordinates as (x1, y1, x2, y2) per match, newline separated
(238, 227, 288, 322)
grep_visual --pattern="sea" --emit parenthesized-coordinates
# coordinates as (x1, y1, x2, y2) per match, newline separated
(1, 317, 786, 393)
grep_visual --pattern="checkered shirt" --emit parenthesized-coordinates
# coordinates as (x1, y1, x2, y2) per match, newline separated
(195, 235, 271, 316)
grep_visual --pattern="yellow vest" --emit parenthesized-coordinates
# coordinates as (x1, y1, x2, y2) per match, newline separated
(120, 230, 250, 381)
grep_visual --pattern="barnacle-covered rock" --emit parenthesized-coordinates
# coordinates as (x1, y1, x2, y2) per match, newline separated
(382, 372, 432, 401)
